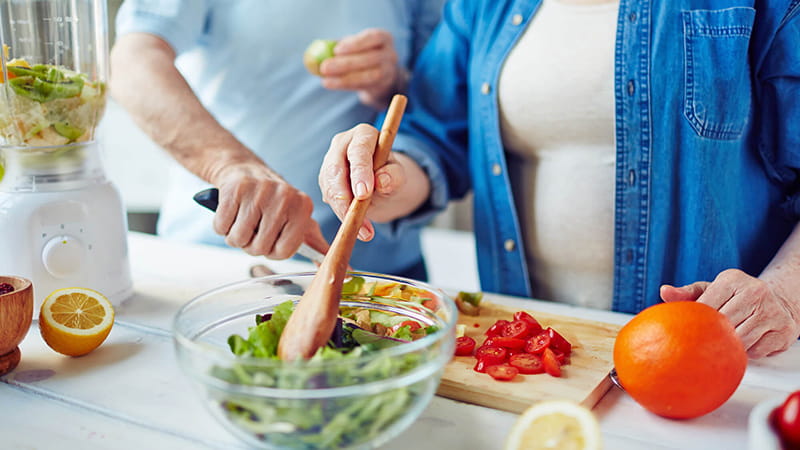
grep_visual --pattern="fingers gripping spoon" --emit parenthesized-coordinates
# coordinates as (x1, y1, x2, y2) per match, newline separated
(277, 94, 407, 360)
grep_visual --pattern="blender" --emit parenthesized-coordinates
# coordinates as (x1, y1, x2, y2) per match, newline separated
(0, 0, 132, 313)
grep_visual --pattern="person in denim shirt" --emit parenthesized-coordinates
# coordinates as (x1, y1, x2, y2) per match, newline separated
(110, 1, 443, 279)
(319, 0, 800, 358)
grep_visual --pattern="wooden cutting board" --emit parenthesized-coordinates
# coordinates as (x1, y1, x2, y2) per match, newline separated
(437, 301, 621, 414)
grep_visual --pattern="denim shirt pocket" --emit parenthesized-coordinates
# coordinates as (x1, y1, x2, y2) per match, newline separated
(682, 7, 755, 140)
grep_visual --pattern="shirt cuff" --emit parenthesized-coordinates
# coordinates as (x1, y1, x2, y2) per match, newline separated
(382, 132, 450, 236)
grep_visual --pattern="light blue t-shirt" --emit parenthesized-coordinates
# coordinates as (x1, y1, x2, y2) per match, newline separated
(115, 0, 443, 276)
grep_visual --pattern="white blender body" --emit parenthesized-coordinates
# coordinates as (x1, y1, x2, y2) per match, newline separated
(0, 0, 132, 311)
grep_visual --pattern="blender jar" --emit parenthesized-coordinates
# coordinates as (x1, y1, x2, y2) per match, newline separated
(0, 0, 107, 147)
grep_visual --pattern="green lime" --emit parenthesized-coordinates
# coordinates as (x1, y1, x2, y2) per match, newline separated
(303, 39, 337, 76)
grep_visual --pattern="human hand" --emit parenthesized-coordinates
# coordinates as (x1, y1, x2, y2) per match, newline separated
(319, 28, 405, 109)
(212, 166, 330, 260)
(660, 269, 800, 358)
(319, 123, 412, 242)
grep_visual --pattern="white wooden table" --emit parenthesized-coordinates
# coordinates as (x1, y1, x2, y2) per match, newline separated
(1, 231, 797, 449)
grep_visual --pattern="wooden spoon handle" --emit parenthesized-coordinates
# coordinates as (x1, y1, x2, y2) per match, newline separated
(277, 95, 407, 360)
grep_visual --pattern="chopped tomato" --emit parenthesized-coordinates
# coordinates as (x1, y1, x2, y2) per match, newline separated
(502, 319, 533, 339)
(546, 328, 572, 355)
(473, 359, 489, 373)
(509, 353, 545, 374)
(390, 320, 422, 335)
(552, 349, 568, 365)
(773, 390, 800, 446)
(487, 364, 519, 381)
(513, 311, 544, 334)
(422, 298, 438, 310)
(486, 336, 526, 350)
(485, 319, 510, 337)
(524, 332, 551, 355)
(543, 348, 562, 377)
(475, 346, 507, 365)
(455, 336, 476, 356)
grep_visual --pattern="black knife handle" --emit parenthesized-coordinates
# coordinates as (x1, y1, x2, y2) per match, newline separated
(193, 188, 219, 211)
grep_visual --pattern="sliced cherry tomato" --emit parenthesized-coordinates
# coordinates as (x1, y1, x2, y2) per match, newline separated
(485, 319, 510, 337)
(542, 348, 562, 377)
(513, 311, 544, 335)
(525, 332, 551, 355)
(506, 348, 524, 358)
(422, 299, 438, 310)
(502, 319, 533, 339)
(487, 336, 526, 350)
(546, 327, 572, 355)
(473, 359, 489, 373)
(475, 346, 508, 365)
(486, 364, 519, 381)
(455, 336, 476, 356)
(509, 353, 545, 374)
(775, 390, 800, 446)
(389, 320, 422, 335)
(551, 349, 568, 365)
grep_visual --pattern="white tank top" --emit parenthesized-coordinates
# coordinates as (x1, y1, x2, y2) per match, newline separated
(498, 0, 619, 309)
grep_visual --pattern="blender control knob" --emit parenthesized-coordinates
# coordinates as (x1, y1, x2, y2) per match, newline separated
(42, 235, 86, 279)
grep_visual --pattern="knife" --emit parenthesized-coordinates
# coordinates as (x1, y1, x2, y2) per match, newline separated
(193, 187, 326, 265)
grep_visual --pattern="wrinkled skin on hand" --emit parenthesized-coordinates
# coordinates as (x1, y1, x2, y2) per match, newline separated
(661, 268, 800, 358)
(318, 28, 406, 109)
(319, 123, 419, 242)
(213, 165, 329, 260)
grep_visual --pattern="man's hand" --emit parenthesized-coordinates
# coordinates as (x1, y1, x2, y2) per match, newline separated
(661, 268, 800, 358)
(319, 28, 406, 109)
(212, 165, 330, 260)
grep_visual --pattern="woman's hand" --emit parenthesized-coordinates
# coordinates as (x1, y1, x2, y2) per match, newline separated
(660, 268, 800, 358)
(319, 28, 406, 109)
(319, 124, 429, 241)
(212, 164, 330, 260)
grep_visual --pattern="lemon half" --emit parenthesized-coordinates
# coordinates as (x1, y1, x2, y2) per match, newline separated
(504, 400, 602, 450)
(39, 287, 114, 357)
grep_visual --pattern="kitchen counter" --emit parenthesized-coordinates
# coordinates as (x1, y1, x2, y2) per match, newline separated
(1, 231, 798, 449)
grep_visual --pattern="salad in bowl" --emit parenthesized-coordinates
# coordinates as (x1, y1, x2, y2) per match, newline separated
(173, 272, 457, 449)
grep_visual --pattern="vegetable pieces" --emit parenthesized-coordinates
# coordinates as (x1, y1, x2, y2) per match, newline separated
(455, 310, 573, 382)
(0, 53, 106, 146)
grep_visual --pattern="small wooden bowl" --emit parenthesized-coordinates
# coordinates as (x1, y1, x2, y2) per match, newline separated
(0, 276, 33, 375)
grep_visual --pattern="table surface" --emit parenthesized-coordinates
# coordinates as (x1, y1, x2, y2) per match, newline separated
(1, 231, 798, 450)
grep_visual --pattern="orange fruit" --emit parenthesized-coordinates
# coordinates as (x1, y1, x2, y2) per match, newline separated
(613, 301, 747, 419)
(39, 287, 114, 357)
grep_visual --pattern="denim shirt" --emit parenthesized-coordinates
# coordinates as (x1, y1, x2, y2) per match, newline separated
(393, 0, 800, 313)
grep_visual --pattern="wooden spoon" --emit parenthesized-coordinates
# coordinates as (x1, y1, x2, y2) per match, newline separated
(277, 94, 407, 360)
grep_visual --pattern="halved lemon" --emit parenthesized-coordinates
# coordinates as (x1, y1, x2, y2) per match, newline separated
(504, 400, 602, 450)
(39, 287, 114, 357)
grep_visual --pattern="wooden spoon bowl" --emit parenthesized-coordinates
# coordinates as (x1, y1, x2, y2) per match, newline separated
(0, 276, 33, 375)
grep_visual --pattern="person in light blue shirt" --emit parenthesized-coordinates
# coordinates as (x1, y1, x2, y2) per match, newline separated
(319, 0, 800, 358)
(110, 1, 443, 279)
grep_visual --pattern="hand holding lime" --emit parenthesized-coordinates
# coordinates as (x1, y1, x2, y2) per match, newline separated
(303, 39, 337, 76)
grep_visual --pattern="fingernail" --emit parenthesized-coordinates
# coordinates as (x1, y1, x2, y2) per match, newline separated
(358, 229, 369, 240)
(355, 182, 367, 198)
(377, 173, 391, 190)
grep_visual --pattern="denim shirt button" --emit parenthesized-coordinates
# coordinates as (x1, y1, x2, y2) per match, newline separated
(511, 14, 523, 25)
(627, 80, 635, 96)
(504, 239, 516, 252)
(629, 12, 637, 22)
(481, 82, 491, 95)
(492, 163, 502, 175)
(628, 169, 636, 186)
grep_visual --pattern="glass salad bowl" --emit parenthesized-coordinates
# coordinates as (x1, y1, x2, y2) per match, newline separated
(173, 272, 457, 449)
